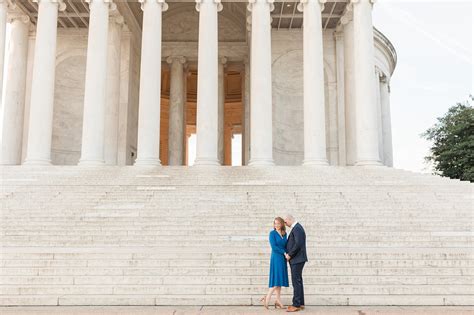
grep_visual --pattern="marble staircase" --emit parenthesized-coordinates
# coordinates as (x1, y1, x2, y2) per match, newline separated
(0, 166, 472, 306)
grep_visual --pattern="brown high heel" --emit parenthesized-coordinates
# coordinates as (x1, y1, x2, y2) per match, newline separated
(275, 300, 284, 309)
(259, 296, 269, 309)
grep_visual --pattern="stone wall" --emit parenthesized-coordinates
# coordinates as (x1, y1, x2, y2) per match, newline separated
(52, 31, 88, 165)
(271, 30, 338, 166)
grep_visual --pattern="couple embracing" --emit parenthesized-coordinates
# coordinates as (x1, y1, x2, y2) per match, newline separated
(261, 214, 307, 312)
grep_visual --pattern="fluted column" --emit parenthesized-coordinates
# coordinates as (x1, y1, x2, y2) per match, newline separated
(104, 14, 124, 165)
(351, 0, 381, 166)
(380, 74, 393, 167)
(248, 0, 274, 166)
(242, 59, 251, 165)
(134, 0, 168, 166)
(24, 0, 65, 165)
(194, 0, 222, 166)
(0, 14, 29, 165)
(298, 0, 328, 166)
(374, 68, 383, 163)
(78, 0, 114, 166)
(0, 0, 9, 101)
(334, 27, 346, 166)
(342, 15, 356, 166)
(218, 56, 227, 164)
(166, 56, 186, 166)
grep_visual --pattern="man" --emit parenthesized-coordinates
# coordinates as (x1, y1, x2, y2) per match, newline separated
(284, 214, 307, 312)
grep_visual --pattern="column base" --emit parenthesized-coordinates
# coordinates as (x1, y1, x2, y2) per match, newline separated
(303, 159, 329, 166)
(0, 161, 21, 166)
(78, 159, 106, 166)
(355, 159, 383, 166)
(23, 158, 52, 166)
(193, 157, 220, 166)
(248, 158, 275, 167)
(134, 158, 162, 167)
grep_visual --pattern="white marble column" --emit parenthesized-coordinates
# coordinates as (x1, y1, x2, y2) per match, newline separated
(380, 74, 393, 167)
(194, 0, 222, 166)
(218, 56, 227, 164)
(351, 0, 381, 166)
(0, 14, 29, 165)
(104, 14, 124, 165)
(0, 0, 9, 101)
(298, 0, 328, 166)
(166, 55, 186, 166)
(334, 27, 346, 166)
(248, 0, 274, 166)
(374, 68, 383, 163)
(242, 58, 251, 165)
(24, 0, 65, 165)
(342, 16, 356, 166)
(78, 0, 115, 166)
(134, 0, 168, 166)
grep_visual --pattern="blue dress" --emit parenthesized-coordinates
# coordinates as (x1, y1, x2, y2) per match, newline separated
(268, 230, 289, 288)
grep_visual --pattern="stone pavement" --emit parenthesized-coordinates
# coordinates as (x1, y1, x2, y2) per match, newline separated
(0, 306, 472, 315)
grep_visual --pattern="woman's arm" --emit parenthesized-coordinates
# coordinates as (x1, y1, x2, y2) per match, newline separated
(269, 232, 285, 254)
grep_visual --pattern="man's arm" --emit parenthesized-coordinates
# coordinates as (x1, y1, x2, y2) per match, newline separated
(287, 227, 302, 258)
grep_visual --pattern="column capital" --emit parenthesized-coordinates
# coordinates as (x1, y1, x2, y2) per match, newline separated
(86, 0, 116, 12)
(195, 0, 222, 13)
(166, 55, 186, 65)
(219, 56, 227, 65)
(379, 71, 388, 84)
(0, 0, 15, 10)
(33, 0, 67, 11)
(375, 66, 387, 81)
(247, 0, 275, 13)
(349, 0, 376, 7)
(246, 14, 251, 31)
(109, 13, 124, 26)
(297, 0, 326, 12)
(350, 0, 377, 3)
(339, 4, 353, 25)
(139, 0, 168, 12)
(7, 13, 30, 24)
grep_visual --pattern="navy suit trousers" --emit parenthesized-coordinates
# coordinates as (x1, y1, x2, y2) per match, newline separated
(290, 261, 305, 307)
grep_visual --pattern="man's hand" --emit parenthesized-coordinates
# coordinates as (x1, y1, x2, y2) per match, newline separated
(285, 253, 291, 261)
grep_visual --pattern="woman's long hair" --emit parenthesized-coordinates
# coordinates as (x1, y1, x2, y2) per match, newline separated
(274, 217, 286, 236)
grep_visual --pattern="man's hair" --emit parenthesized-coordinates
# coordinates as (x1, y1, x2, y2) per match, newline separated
(286, 214, 295, 221)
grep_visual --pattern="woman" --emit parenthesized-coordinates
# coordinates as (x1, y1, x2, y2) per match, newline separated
(260, 217, 289, 309)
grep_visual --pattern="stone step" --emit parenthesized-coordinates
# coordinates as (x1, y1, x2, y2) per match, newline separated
(1, 166, 472, 306)
(2, 275, 472, 285)
(2, 250, 472, 260)
(0, 294, 472, 306)
(2, 236, 473, 244)
(2, 266, 472, 277)
(3, 258, 472, 268)
(4, 242, 472, 248)
(2, 284, 473, 295)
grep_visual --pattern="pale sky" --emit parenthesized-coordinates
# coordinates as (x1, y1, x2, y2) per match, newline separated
(1, 1, 472, 171)
(372, 0, 473, 172)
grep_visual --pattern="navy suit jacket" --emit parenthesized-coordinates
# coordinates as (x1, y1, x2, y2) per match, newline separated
(286, 222, 308, 265)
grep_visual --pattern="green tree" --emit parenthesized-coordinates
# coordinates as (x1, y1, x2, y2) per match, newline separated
(422, 96, 474, 182)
